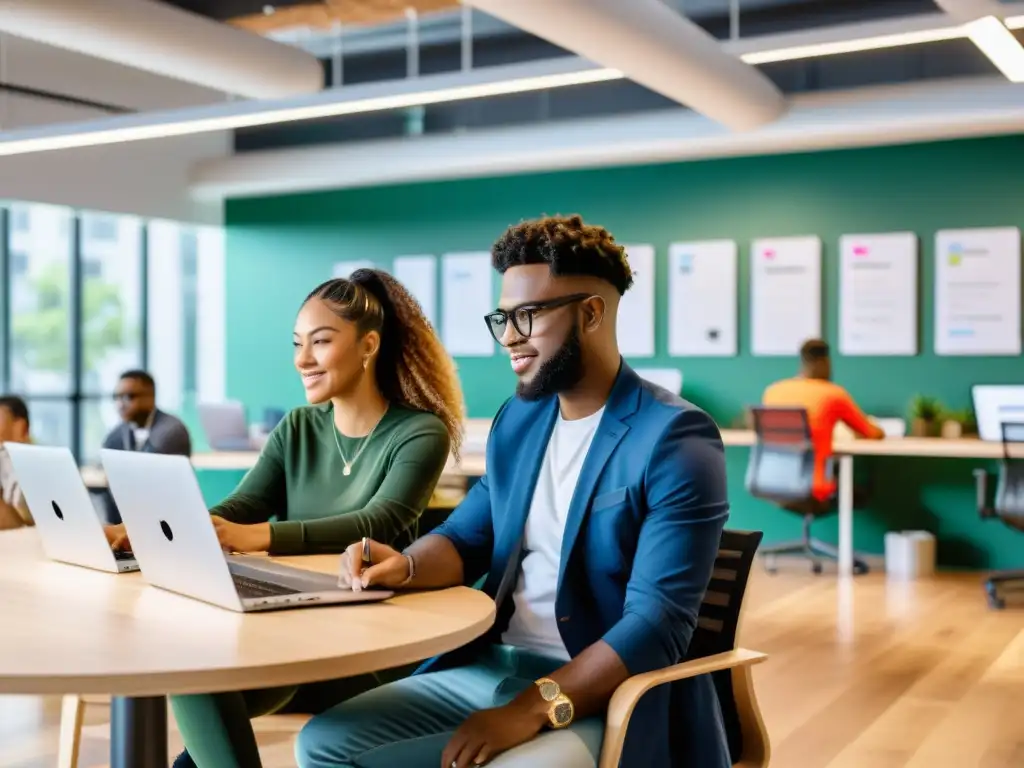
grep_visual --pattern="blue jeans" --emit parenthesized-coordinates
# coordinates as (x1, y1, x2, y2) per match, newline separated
(295, 645, 604, 768)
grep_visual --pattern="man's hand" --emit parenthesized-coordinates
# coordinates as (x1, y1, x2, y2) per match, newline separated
(441, 702, 547, 768)
(211, 518, 272, 553)
(339, 538, 410, 591)
(104, 524, 131, 551)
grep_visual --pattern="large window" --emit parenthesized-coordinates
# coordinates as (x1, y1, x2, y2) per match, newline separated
(1, 203, 225, 463)
(8, 203, 73, 396)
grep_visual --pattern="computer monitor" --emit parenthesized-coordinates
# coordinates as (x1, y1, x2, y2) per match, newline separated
(971, 385, 1024, 442)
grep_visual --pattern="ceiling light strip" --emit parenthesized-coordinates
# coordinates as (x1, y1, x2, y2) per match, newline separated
(1, 12, 1021, 157)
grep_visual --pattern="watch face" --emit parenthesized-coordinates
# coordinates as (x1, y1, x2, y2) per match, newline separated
(552, 699, 573, 727)
(537, 680, 559, 702)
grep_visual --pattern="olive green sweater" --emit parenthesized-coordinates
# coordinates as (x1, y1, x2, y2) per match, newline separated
(211, 404, 450, 555)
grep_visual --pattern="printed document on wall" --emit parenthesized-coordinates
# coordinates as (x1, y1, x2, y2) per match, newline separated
(332, 260, 375, 278)
(839, 232, 918, 356)
(935, 227, 1021, 355)
(750, 236, 822, 356)
(394, 255, 438, 327)
(442, 252, 494, 356)
(619, 244, 656, 357)
(668, 240, 737, 356)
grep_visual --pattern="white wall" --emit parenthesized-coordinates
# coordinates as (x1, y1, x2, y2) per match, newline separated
(0, 33, 231, 224)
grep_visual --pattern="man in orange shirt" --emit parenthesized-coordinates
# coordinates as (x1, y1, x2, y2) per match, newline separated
(762, 339, 884, 502)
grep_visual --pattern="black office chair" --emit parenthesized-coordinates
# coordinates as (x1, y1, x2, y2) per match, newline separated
(745, 406, 869, 575)
(974, 421, 1024, 609)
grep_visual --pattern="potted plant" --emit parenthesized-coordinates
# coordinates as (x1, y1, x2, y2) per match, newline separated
(909, 394, 942, 437)
(941, 407, 977, 438)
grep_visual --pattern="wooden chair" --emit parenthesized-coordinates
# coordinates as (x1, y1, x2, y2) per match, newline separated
(59, 530, 769, 768)
(599, 529, 770, 768)
(57, 694, 91, 768)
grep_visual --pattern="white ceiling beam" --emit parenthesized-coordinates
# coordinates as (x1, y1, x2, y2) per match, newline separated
(0, 0, 324, 99)
(933, 0, 1024, 82)
(188, 76, 1024, 200)
(462, 0, 787, 131)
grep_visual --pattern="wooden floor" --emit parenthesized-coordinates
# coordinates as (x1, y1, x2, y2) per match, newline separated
(3, 565, 1022, 768)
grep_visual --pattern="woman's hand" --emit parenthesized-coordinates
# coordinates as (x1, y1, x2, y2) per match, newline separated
(339, 538, 410, 591)
(104, 524, 131, 551)
(210, 517, 272, 553)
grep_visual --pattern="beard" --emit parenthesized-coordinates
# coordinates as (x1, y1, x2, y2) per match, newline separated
(516, 323, 585, 401)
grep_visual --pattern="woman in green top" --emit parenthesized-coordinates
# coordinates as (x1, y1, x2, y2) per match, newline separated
(108, 269, 464, 768)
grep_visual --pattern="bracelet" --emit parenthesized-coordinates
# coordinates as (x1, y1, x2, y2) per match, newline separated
(399, 552, 416, 586)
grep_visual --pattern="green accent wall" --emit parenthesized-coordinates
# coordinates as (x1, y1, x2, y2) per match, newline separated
(223, 134, 1024, 570)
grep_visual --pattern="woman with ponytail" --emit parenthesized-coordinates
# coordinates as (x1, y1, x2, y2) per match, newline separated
(152, 269, 465, 768)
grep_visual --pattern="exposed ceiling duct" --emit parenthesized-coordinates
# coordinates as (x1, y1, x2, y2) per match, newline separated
(188, 76, 1024, 200)
(0, 0, 325, 99)
(461, 0, 787, 131)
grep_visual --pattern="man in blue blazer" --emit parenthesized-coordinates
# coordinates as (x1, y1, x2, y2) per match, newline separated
(297, 215, 731, 768)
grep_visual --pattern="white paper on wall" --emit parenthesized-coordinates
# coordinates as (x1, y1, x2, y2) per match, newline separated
(441, 252, 494, 356)
(394, 255, 438, 327)
(668, 240, 738, 357)
(934, 227, 1021, 356)
(750, 236, 822, 356)
(619, 244, 656, 357)
(839, 232, 918, 356)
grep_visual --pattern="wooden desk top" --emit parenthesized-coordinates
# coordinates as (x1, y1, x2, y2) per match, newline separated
(79, 427, 1012, 489)
(0, 530, 495, 697)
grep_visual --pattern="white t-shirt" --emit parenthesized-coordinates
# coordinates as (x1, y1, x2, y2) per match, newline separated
(501, 406, 605, 660)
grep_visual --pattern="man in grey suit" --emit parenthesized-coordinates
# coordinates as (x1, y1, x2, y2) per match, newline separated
(99, 370, 192, 522)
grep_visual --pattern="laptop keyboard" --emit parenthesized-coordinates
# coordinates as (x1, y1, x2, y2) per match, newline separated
(114, 550, 136, 561)
(232, 574, 300, 599)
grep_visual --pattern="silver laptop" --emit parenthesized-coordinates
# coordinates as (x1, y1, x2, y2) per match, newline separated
(5, 443, 140, 573)
(99, 449, 393, 612)
(198, 401, 260, 451)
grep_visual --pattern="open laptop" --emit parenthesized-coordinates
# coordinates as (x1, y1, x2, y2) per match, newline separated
(99, 448, 393, 612)
(198, 401, 261, 450)
(972, 385, 1024, 442)
(4, 443, 139, 573)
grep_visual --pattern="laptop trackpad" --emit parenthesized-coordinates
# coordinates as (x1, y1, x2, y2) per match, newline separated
(228, 556, 342, 591)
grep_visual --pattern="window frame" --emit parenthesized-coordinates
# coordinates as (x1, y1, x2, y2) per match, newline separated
(1, 206, 150, 462)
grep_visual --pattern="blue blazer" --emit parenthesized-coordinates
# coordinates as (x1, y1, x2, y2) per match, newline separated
(426, 362, 732, 768)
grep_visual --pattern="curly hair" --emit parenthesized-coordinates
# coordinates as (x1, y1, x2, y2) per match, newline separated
(304, 269, 465, 459)
(491, 214, 635, 296)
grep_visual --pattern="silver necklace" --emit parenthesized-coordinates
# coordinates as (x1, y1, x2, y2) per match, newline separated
(333, 406, 388, 476)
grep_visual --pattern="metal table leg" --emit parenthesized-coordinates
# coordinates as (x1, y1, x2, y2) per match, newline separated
(837, 455, 855, 578)
(110, 696, 167, 768)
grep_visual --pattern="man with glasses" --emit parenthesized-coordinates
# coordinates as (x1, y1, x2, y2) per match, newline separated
(98, 370, 191, 523)
(297, 215, 731, 768)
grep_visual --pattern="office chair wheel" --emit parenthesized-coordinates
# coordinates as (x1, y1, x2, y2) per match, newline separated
(988, 595, 1006, 610)
(763, 555, 778, 575)
(853, 561, 870, 576)
(811, 561, 823, 575)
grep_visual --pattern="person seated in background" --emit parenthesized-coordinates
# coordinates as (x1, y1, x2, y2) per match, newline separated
(762, 338, 884, 501)
(0, 395, 33, 530)
(103, 370, 192, 457)
(298, 216, 730, 768)
(106, 269, 465, 768)
(95, 370, 193, 525)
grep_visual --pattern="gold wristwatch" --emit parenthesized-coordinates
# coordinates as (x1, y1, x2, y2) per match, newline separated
(535, 677, 574, 729)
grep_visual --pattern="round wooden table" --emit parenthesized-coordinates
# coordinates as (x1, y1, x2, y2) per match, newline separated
(0, 529, 495, 768)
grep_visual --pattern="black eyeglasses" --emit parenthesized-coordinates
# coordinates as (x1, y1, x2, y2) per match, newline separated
(484, 293, 592, 345)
